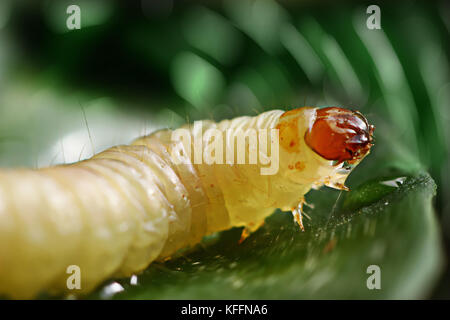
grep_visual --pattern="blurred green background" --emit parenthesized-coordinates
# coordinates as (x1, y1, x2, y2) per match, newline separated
(0, 0, 449, 299)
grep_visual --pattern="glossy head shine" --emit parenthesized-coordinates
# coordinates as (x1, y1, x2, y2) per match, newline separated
(305, 107, 374, 165)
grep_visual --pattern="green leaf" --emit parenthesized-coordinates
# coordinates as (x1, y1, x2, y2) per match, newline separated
(89, 172, 443, 300)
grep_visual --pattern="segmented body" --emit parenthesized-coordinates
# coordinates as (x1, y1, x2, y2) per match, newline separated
(0, 107, 372, 298)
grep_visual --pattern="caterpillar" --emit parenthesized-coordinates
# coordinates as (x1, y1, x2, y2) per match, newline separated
(0, 106, 374, 299)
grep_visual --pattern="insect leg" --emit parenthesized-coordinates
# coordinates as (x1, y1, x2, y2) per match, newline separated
(292, 199, 306, 231)
(238, 221, 265, 244)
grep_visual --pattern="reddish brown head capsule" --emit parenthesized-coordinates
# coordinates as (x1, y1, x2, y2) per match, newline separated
(305, 107, 374, 164)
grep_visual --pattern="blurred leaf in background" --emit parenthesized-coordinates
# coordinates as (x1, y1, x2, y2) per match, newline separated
(0, 0, 449, 299)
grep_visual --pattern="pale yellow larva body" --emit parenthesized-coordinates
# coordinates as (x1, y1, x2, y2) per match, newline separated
(0, 107, 360, 299)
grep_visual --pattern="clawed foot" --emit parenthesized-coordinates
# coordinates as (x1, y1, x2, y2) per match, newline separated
(292, 198, 309, 231)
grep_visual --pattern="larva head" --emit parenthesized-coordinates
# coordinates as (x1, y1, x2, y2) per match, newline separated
(277, 106, 374, 190)
(305, 107, 374, 165)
